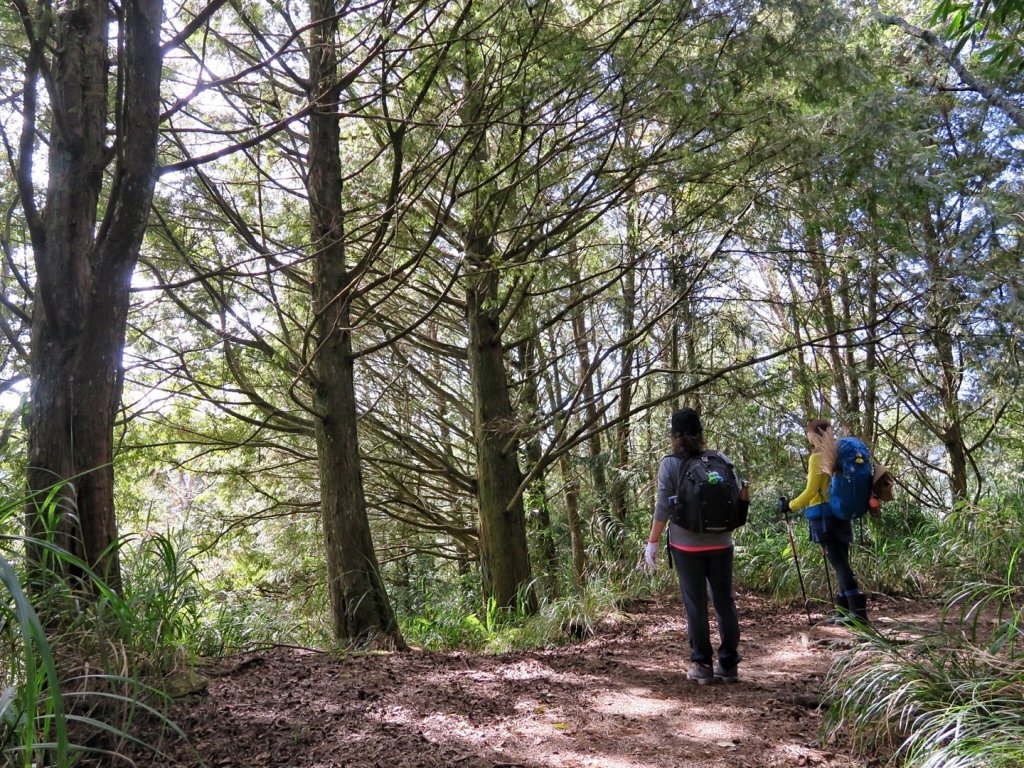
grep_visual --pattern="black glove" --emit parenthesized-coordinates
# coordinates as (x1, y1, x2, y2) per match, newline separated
(777, 496, 790, 517)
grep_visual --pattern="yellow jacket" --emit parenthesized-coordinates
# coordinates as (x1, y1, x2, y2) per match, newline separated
(789, 452, 830, 511)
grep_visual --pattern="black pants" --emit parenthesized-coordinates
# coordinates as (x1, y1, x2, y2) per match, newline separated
(810, 517, 862, 598)
(822, 540, 860, 597)
(672, 546, 741, 669)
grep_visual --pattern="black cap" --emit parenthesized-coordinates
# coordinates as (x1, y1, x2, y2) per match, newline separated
(671, 407, 702, 437)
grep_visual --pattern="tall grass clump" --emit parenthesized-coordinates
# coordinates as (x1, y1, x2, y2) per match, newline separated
(394, 528, 669, 652)
(822, 546, 1024, 768)
(508, 572, 644, 651)
(1, 485, 191, 767)
(397, 573, 499, 650)
(0, 549, 70, 767)
(110, 531, 203, 671)
(737, 488, 1024, 607)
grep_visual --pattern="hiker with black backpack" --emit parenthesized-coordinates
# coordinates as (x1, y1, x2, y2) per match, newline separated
(779, 418, 869, 626)
(641, 407, 749, 685)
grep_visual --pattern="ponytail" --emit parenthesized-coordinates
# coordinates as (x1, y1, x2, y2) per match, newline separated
(806, 419, 837, 475)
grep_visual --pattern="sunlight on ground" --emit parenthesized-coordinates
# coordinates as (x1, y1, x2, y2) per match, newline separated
(590, 688, 677, 717)
(596, 696, 751, 744)
(766, 741, 823, 765)
(365, 626, 817, 768)
(759, 633, 816, 669)
(379, 687, 756, 768)
(529, 749, 663, 768)
(763, 648, 808, 664)
(499, 660, 554, 680)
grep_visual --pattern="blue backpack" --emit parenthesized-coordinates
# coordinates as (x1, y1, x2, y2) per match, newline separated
(829, 437, 873, 521)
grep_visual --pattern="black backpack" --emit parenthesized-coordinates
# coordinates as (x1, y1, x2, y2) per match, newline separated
(668, 451, 744, 533)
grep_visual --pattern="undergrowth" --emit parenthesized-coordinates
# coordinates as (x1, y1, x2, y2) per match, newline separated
(395, 548, 665, 653)
(822, 535, 1024, 767)
(1, 484, 199, 767)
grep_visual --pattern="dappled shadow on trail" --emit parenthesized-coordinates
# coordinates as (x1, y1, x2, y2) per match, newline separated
(125, 590, 927, 768)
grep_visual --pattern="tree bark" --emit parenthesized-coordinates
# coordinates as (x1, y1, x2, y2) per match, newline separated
(516, 335, 558, 591)
(570, 284, 615, 549)
(805, 221, 854, 430)
(465, 263, 535, 611)
(22, 0, 163, 592)
(931, 320, 969, 503)
(611, 240, 637, 523)
(307, 0, 403, 648)
(783, 271, 816, 418)
(863, 256, 879, 446)
(545, 328, 586, 585)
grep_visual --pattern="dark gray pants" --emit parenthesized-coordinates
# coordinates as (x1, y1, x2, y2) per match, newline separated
(672, 546, 741, 669)
(822, 539, 861, 597)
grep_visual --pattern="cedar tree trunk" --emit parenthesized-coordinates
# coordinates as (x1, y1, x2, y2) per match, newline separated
(466, 265, 534, 610)
(21, 0, 163, 591)
(307, 0, 404, 648)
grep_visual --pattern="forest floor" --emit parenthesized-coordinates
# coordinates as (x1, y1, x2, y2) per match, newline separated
(134, 589, 930, 768)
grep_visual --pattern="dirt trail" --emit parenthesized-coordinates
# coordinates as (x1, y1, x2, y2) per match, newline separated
(140, 590, 918, 768)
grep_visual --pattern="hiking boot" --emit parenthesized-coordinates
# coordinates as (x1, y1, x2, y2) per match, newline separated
(821, 595, 849, 625)
(820, 611, 852, 626)
(713, 664, 739, 684)
(848, 593, 870, 625)
(686, 662, 714, 685)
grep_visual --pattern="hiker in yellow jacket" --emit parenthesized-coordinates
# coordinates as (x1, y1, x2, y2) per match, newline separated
(780, 419, 868, 625)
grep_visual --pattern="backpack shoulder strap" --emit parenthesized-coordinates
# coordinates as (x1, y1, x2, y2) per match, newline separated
(708, 449, 731, 464)
(667, 451, 700, 490)
(669, 450, 699, 464)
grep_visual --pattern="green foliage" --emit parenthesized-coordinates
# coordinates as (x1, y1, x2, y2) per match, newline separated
(735, 494, 840, 609)
(737, 488, 1024, 612)
(399, 576, 493, 651)
(114, 532, 203, 670)
(507, 567, 654, 652)
(396, 549, 659, 653)
(823, 548, 1024, 767)
(0, 487, 191, 767)
(116, 528, 314, 659)
(191, 590, 303, 656)
(397, 574, 530, 651)
(931, 0, 1024, 73)
(0, 553, 69, 767)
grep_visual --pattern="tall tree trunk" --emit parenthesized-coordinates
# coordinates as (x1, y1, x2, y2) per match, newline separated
(838, 263, 863, 435)
(545, 328, 586, 585)
(22, 0, 163, 592)
(667, 231, 700, 412)
(455, 22, 534, 611)
(667, 203, 682, 411)
(517, 335, 558, 592)
(931, 323, 969, 502)
(570, 276, 618, 553)
(863, 258, 879, 446)
(783, 271, 817, 418)
(611, 231, 637, 523)
(307, 0, 403, 647)
(805, 221, 854, 429)
(920, 214, 970, 504)
(466, 265, 534, 610)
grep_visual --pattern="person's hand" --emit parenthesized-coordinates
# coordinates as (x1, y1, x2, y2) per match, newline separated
(641, 541, 658, 572)
(777, 496, 790, 517)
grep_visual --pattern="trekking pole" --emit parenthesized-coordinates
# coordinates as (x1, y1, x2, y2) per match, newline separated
(820, 547, 835, 608)
(779, 496, 812, 626)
